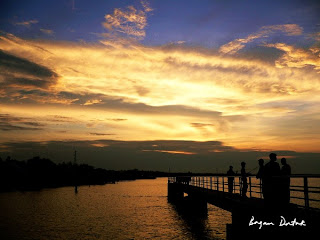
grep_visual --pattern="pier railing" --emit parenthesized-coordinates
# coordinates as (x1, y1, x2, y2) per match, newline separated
(168, 175, 320, 209)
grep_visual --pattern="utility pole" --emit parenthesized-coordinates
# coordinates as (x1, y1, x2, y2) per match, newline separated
(74, 150, 78, 194)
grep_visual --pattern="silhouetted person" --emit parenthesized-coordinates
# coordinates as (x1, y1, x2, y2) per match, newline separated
(280, 158, 291, 207)
(241, 162, 248, 197)
(264, 153, 280, 208)
(227, 166, 235, 193)
(256, 158, 265, 197)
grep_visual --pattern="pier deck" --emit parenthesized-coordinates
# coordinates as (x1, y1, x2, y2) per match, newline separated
(168, 175, 320, 240)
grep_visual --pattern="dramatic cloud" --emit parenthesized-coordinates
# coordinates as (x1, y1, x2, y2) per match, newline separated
(264, 43, 320, 72)
(0, 31, 319, 151)
(219, 24, 303, 54)
(1, 0, 320, 176)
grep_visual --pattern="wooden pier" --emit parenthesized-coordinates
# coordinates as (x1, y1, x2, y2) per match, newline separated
(168, 175, 320, 240)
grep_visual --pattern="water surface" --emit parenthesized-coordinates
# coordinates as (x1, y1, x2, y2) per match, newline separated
(0, 178, 231, 240)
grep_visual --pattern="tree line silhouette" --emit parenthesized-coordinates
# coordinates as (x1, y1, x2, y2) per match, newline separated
(0, 156, 168, 192)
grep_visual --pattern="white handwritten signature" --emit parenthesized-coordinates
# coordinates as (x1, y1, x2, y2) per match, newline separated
(249, 216, 306, 229)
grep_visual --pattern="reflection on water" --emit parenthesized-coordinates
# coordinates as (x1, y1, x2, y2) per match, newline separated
(0, 178, 231, 240)
(171, 204, 231, 240)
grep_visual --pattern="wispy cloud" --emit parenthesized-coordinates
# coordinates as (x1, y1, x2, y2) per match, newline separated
(107, 118, 128, 122)
(83, 99, 102, 106)
(190, 123, 215, 128)
(140, 0, 153, 13)
(89, 132, 114, 136)
(219, 24, 303, 54)
(0, 114, 44, 131)
(261, 24, 303, 36)
(142, 149, 196, 155)
(40, 28, 54, 35)
(46, 115, 76, 123)
(310, 32, 320, 41)
(102, 0, 152, 41)
(14, 19, 38, 27)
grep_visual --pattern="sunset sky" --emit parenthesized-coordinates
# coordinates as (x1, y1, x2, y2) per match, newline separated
(1, 0, 320, 173)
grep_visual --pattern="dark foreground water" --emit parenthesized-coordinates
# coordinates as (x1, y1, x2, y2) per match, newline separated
(0, 178, 231, 240)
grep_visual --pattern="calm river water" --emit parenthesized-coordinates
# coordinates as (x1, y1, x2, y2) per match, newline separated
(0, 178, 231, 240)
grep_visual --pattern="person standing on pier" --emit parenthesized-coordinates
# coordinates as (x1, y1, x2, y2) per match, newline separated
(280, 157, 291, 207)
(256, 159, 265, 197)
(241, 162, 248, 197)
(264, 153, 280, 208)
(227, 166, 235, 193)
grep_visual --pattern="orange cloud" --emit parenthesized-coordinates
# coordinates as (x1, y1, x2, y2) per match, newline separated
(264, 43, 320, 72)
(142, 150, 196, 155)
(0, 32, 320, 152)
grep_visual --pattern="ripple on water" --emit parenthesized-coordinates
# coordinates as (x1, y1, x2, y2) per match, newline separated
(0, 178, 231, 240)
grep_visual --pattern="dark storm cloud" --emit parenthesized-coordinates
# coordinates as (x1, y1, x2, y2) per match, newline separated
(0, 50, 57, 81)
(101, 140, 233, 153)
(0, 114, 45, 131)
(89, 133, 115, 136)
(0, 139, 232, 155)
(1, 140, 320, 174)
(0, 122, 42, 131)
(21, 122, 45, 127)
(0, 50, 58, 89)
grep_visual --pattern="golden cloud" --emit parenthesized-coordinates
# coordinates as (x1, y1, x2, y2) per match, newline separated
(219, 24, 303, 54)
(0, 32, 320, 151)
